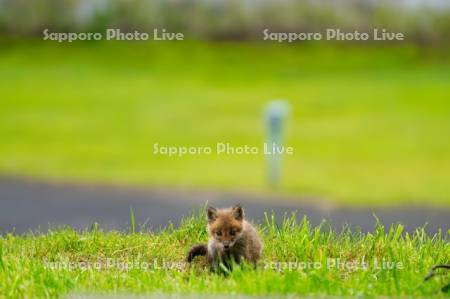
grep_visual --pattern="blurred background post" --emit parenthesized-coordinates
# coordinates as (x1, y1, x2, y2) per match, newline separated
(265, 100, 290, 188)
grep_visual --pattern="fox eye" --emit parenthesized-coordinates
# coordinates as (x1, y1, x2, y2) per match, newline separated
(229, 229, 236, 236)
(216, 231, 222, 237)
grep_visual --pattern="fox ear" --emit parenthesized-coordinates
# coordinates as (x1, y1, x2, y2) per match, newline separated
(232, 204, 244, 221)
(207, 207, 217, 222)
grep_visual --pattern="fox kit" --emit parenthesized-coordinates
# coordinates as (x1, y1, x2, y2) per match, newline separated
(187, 205, 262, 270)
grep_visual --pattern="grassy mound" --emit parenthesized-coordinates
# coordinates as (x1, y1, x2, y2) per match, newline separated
(1, 210, 448, 297)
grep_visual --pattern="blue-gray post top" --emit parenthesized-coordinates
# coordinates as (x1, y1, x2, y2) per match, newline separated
(265, 100, 290, 122)
(265, 100, 290, 133)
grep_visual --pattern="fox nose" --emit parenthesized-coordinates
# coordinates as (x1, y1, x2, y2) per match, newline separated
(224, 244, 230, 249)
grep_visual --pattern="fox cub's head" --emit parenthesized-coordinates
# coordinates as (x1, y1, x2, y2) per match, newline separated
(207, 205, 244, 249)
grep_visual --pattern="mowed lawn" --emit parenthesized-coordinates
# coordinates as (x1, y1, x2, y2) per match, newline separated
(0, 40, 449, 205)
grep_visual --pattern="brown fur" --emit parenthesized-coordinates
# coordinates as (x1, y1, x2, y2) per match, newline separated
(186, 205, 262, 271)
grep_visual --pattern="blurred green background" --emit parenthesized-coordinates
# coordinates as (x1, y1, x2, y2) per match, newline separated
(0, 0, 449, 206)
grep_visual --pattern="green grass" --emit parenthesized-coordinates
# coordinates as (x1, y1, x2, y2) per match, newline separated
(0, 210, 448, 298)
(0, 40, 449, 205)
